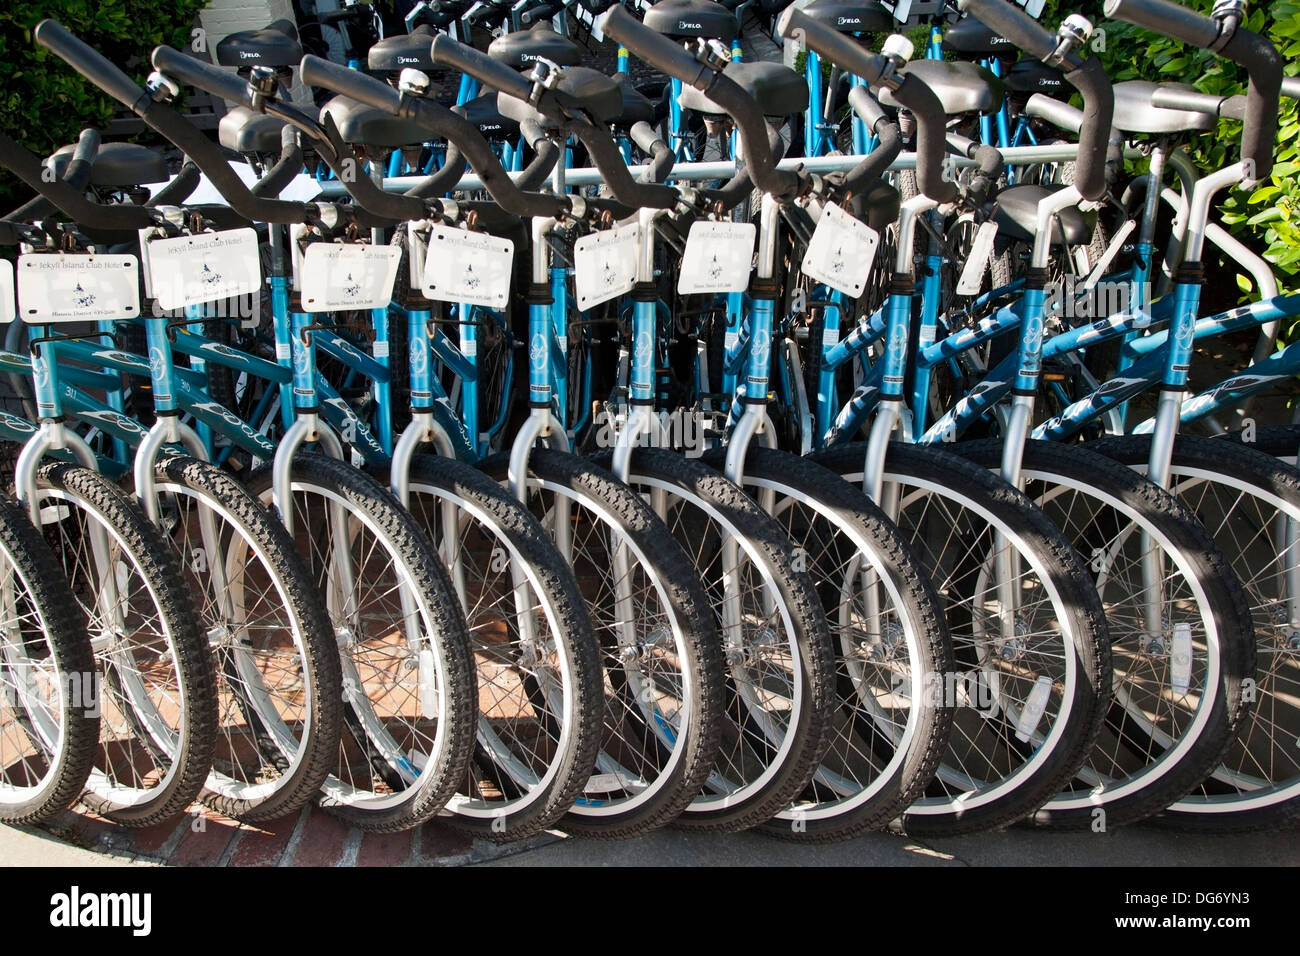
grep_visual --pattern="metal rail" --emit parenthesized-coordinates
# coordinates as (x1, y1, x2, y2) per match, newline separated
(315, 142, 1110, 196)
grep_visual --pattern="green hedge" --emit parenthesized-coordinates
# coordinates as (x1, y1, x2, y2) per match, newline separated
(0, 0, 209, 205)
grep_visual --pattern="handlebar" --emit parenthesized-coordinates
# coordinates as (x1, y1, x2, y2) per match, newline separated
(960, 0, 1111, 201)
(1104, 0, 1280, 186)
(1150, 86, 1247, 121)
(604, 5, 803, 201)
(300, 54, 568, 219)
(34, 22, 323, 225)
(778, 6, 956, 202)
(33, 20, 148, 111)
(0, 130, 156, 231)
(430, 33, 535, 103)
(6, 129, 101, 222)
(519, 0, 566, 26)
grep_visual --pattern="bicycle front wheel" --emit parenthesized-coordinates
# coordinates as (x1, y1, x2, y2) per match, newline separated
(0, 494, 98, 825)
(955, 439, 1255, 827)
(1089, 433, 1300, 831)
(812, 442, 1111, 834)
(246, 453, 476, 832)
(34, 462, 217, 827)
(481, 449, 725, 838)
(147, 456, 343, 823)
(400, 453, 603, 841)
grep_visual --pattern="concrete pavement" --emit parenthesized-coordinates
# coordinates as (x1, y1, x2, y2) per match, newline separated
(3, 806, 1295, 866)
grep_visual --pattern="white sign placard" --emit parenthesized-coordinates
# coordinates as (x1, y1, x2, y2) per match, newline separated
(574, 222, 640, 310)
(677, 221, 755, 295)
(300, 243, 402, 312)
(800, 203, 880, 298)
(0, 260, 13, 324)
(17, 254, 140, 324)
(421, 224, 514, 309)
(144, 227, 261, 311)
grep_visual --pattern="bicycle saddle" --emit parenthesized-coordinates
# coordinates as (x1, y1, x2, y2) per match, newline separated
(879, 60, 1003, 115)
(47, 141, 169, 187)
(219, 106, 288, 154)
(215, 19, 302, 68)
(487, 22, 582, 69)
(610, 75, 656, 130)
(459, 92, 521, 140)
(989, 184, 1095, 246)
(678, 61, 807, 117)
(1111, 81, 1216, 135)
(368, 25, 438, 74)
(847, 177, 900, 232)
(797, 0, 892, 34)
(320, 96, 431, 149)
(1004, 59, 1066, 99)
(643, 0, 739, 42)
(497, 67, 624, 128)
(940, 15, 1013, 57)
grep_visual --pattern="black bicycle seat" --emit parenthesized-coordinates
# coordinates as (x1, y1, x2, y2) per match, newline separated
(321, 96, 431, 149)
(216, 19, 302, 68)
(458, 93, 521, 140)
(1112, 81, 1216, 135)
(1004, 59, 1066, 99)
(990, 184, 1095, 246)
(219, 106, 288, 155)
(610, 75, 656, 130)
(941, 15, 1013, 57)
(798, 0, 893, 34)
(848, 177, 900, 233)
(47, 141, 169, 187)
(880, 60, 1003, 115)
(488, 23, 582, 69)
(678, 61, 807, 117)
(643, 0, 739, 42)
(368, 26, 438, 74)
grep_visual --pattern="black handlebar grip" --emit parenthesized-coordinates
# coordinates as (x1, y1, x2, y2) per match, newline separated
(149, 161, 202, 206)
(578, 0, 617, 12)
(430, 34, 535, 103)
(1061, 56, 1113, 201)
(69, 128, 101, 166)
(888, 74, 958, 203)
(34, 20, 147, 109)
(957, 0, 1056, 61)
(1215, 28, 1281, 183)
(630, 120, 665, 155)
(1024, 92, 1083, 133)
(602, 5, 714, 90)
(1150, 86, 1230, 115)
(300, 54, 403, 113)
(1102, 0, 1219, 48)
(152, 45, 253, 107)
(466, 2, 509, 25)
(847, 84, 888, 134)
(776, 7, 888, 86)
(520, 1, 565, 25)
(842, 88, 900, 193)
